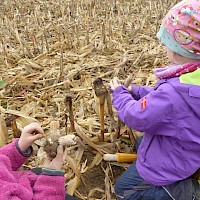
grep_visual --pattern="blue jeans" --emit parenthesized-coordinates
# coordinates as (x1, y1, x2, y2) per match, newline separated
(114, 137, 171, 200)
(114, 162, 171, 200)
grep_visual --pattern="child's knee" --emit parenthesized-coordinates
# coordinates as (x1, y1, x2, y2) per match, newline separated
(114, 180, 124, 198)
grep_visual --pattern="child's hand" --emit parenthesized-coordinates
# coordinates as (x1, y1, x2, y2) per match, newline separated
(110, 77, 122, 91)
(127, 85, 132, 92)
(43, 145, 65, 170)
(18, 122, 44, 152)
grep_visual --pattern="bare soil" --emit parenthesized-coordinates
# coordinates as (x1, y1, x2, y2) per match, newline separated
(77, 151, 125, 199)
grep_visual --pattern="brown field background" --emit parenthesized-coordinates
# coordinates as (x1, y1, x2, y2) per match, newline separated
(0, 0, 179, 199)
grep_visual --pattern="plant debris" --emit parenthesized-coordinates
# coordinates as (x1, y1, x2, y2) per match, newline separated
(0, 0, 176, 199)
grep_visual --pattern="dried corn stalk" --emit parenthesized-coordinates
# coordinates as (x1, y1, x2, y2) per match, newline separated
(0, 114, 8, 147)
(93, 78, 107, 141)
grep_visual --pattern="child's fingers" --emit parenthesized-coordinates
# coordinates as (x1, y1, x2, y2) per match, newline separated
(110, 78, 118, 89)
(110, 80, 114, 89)
(54, 145, 64, 161)
(23, 123, 44, 135)
(113, 77, 119, 85)
(127, 85, 132, 92)
(113, 77, 119, 83)
(31, 133, 43, 141)
(43, 156, 51, 166)
(63, 148, 68, 161)
(57, 145, 64, 155)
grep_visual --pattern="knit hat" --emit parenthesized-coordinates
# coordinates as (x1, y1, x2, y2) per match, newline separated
(157, 0, 200, 59)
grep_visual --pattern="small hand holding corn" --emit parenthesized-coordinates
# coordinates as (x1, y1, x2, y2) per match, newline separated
(44, 134, 77, 159)
(127, 85, 132, 92)
(43, 134, 77, 170)
(43, 134, 60, 158)
(110, 76, 133, 92)
(18, 122, 44, 152)
(43, 145, 65, 170)
(110, 77, 122, 91)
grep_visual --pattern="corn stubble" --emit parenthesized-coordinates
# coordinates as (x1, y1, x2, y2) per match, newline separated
(0, 0, 176, 199)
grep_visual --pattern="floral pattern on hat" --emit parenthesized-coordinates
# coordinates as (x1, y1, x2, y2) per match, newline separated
(160, 0, 200, 55)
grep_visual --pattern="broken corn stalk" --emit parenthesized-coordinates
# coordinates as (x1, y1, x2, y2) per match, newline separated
(93, 77, 107, 141)
(65, 91, 76, 133)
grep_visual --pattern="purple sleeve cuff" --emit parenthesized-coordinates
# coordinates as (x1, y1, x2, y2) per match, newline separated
(112, 85, 141, 100)
(15, 139, 33, 157)
(112, 85, 127, 95)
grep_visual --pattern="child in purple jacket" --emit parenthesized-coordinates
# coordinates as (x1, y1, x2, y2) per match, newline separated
(0, 122, 66, 200)
(110, 0, 200, 199)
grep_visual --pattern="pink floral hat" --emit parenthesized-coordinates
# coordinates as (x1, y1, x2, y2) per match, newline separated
(157, 0, 200, 59)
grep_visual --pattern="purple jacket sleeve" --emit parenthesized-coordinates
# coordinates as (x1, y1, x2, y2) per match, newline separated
(112, 85, 173, 133)
(131, 84, 154, 100)
(0, 139, 30, 171)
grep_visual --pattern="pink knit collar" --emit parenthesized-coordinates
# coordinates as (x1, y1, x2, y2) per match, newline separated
(153, 62, 200, 79)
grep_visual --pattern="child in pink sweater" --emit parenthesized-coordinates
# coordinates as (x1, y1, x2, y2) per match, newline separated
(0, 122, 66, 200)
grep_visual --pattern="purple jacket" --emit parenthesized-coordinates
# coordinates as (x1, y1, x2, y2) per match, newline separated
(112, 77, 200, 186)
(0, 139, 66, 199)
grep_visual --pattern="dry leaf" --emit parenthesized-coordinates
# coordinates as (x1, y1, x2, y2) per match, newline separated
(66, 176, 80, 196)
(88, 153, 103, 170)
(0, 114, 8, 147)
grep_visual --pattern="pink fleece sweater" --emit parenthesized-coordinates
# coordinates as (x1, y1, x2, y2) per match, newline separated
(0, 139, 66, 200)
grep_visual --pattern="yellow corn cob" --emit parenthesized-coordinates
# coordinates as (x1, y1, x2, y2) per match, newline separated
(103, 153, 137, 163)
(116, 153, 137, 163)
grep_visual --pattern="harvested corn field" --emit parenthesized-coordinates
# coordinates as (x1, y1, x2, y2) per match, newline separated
(0, 0, 179, 199)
